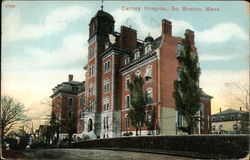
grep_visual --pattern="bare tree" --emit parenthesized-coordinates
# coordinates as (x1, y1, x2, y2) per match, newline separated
(1, 96, 27, 146)
(225, 82, 249, 111)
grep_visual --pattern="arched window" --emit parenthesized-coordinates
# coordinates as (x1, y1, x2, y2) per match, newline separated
(125, 115, 129, 129)
(88, 119, 93, 132)
(135, 70, 141, 77)
(125, 76, 130, 90)
(146, 111, 152, 123)
(146, 88, 153, 105)
(134, 51, 140, 60)
(145, 65, 152, 81)
(126, 95, 130, 108)
(68, 97, 73, 106)
(200, 103, 205, 118)
(124, 57, 130, 65)
(145, 44, 152, 54)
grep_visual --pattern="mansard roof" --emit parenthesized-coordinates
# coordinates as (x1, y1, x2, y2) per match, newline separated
(212, 108, 248, 116)
(50, 81, 85, 98)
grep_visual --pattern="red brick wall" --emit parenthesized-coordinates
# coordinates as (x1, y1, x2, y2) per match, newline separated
(121, 60, 159, 132)
(201, 99, 212, 134)
(159, 35, 182, 109)
(101, 56, 113, 112)
(120, 26, 137, 50)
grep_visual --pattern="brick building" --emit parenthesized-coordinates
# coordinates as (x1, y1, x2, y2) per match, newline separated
(50, 8, 212, 140)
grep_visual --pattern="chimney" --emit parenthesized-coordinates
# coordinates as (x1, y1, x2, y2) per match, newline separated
(240, 107, 242, 111)
(185, 29, 195, 45)
(68, 74, 73, 81)
(219, 108, 222, 113)
(162, 19, 172, 36)
(120, 26, 137, 50)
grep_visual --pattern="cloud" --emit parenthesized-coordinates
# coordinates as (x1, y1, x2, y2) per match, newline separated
(112, 9, 195, 40)
(200, 69, 249, 113)
(2, 5, 90, 42)
(2, 34, 89, 71)
(199, 54, 235, 62)
(196, 23, 247, 44)
(112, 9, 161, 39)
(2, 68, 85, 128)
(170, 20, 194, 36)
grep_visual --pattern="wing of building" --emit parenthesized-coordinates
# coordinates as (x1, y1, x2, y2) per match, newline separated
(50, 8, 213, 141)
(211, 108, 249, 134)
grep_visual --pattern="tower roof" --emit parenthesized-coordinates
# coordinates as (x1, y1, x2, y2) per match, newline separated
(144, 34, 154, 43)
(90, 10, 115, 24)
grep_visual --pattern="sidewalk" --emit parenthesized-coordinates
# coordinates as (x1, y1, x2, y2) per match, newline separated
(91, 147, 249, 159)
(2, 150, 31, 160)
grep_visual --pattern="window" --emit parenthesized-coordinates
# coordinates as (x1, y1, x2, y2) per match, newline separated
(67, 111, 73, 120)
(212, 116, 215, 121)
(68, 97, 73, 106)
(89, 65, 95, 77)
(177, 111, 183, 127)
(146, 88, 153, 105)
(177, 67, 183, 81)
(221, 115, 224, 121)
(200, 121, 204, 129)
(126, 95, 130, 108)
(134, 51, 140, 60)
(104, 117, 109, 129)
(212, 125, 216, 131)
(89, 48, 95, 59)
(200, 103, 205, 118)
(177, 43, 183, 57)
(83, 96, 87, 105)
(103, 97, 110, 111)
(145, 44, 152, 54)
(125, 76, 130, 90)
(233, 124, 238, 130)
(231, 115, 234, 120)
(145, 66, 152, 81)
(88, 100, 93, 112)
(79, 97, 83, 107)
(125, 115, 129, 129)
(104, 79, 110, 93)
(104, 61, 111, 73)
(125, 57, 130, 65)
(88, 119, 93, 132)
(135, 70, 141, 77)
(89, 83, 94, 96)
(146, 111, 152, 124)
(219, 124, 223, 130)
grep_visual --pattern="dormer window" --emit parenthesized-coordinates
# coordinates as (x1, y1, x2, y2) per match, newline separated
(124, 57, 130, 65)
(145, 44, 152, 54)
(134, 51, 140, 60)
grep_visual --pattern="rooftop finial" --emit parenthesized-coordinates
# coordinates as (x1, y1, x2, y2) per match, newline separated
(101, 0, 103, 11)
(148, 33, 150, 36)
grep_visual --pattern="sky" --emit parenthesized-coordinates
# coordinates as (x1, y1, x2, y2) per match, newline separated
(2, 1, 249, 128)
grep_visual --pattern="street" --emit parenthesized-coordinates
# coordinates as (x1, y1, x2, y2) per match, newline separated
(23, 149, 201, 160)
